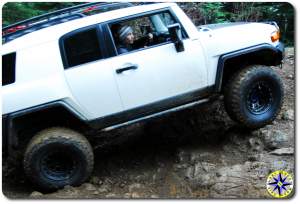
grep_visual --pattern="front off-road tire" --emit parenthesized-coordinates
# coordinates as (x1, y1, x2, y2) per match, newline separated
(224, 65, 284, 129)
(23, 127, 94, 191)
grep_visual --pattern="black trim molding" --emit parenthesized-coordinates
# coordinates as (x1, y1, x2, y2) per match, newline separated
(89, 86, 214, 129)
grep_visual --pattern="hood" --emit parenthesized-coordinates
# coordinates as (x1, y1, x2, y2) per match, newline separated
(198, 22, 251, 31)
(197, 22, 279, 57)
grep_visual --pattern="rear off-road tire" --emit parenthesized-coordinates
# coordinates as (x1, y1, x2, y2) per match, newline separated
(23, 127, 94, 191)
(224, 65, 284, 129)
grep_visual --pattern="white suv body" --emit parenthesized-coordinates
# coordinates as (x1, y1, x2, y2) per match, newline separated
(2, 3, 281, 119)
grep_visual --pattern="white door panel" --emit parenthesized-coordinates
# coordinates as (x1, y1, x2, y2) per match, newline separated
(64, 60, 123, 118)
(109, 40, 207, 110)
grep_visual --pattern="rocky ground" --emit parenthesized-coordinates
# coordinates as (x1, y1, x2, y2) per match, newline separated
(2, 48, 295, 199)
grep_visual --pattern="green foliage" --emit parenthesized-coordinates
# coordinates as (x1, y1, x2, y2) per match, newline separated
(180, 2, 294, 45)
(2, 3, 42, 26)
(2, 2, 79, 26)
(198, 3, 226, 23)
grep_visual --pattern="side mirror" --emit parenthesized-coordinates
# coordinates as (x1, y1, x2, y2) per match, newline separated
(168, 23, 184, 52)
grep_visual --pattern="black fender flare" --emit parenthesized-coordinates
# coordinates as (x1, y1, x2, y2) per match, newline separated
(214, 43, 284, 92)
(2, 100, 89, 157)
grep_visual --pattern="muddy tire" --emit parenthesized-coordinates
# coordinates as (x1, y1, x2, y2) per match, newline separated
(23, 127, 94, 191)
(224, 65, 284, 129)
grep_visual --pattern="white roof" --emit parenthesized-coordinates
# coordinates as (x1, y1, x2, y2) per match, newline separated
(2, 3, 177, 54)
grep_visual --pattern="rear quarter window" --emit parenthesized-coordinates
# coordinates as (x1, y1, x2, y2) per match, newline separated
(62, 28, 103, 68)
(2, 53, 16, 86)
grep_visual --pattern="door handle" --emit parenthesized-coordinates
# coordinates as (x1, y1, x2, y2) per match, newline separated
(116, 64, 138, 74)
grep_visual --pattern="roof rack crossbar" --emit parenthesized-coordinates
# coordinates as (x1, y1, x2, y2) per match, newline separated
(3, 13, 85, 39)
(2, 2, 133, 38)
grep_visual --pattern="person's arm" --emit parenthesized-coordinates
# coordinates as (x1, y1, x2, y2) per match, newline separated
(117, 47, 129, 54)
(133, 33, 153, 49)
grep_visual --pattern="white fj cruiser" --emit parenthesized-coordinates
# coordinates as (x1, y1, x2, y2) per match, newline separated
(2, 2, 284, 190)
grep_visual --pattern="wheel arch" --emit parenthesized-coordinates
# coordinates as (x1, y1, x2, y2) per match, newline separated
(3, 101, 92, 157)
(215, 43, 284, 92)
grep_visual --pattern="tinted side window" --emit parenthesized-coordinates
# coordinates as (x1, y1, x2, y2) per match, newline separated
(2, 53, 16, 86)
(110, 10, 186, 55)
(64, 28, 102, 68)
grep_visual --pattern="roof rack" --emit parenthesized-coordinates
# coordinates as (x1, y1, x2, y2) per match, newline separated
(2, 2, 133, 44)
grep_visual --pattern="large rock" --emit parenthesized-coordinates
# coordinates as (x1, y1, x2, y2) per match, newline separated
(105, 193, 118, 198)
(127, 183, 148, 198)
(216, 164, 244, 179)
(183, 161, 217, 189)
(131, 192, 142, 198)
(194, 162, 216, 174)
(270, 147, 294, 156)
(58, 185, 80, 197)
(211, 164, 246, 198)
(123, 193, 131, 198)
(190, 151, 215, 163)
(287, 74, 294, 80)
(128, 183, 143, 192)
(210, 162, 271, 198)
(29, 191, 43, 198)
(282, 109, 294, 120)
(259, 129, 289, 149)
(184, 166, 194, 180)
(248, 137, 264, 152)
(82, 183, 97, 191)
(98, 184, 111, 193)
(150, 194, 159, 198)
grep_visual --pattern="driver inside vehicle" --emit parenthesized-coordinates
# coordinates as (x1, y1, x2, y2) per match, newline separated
(111, 12, 177, 55)
(116, 25, 153, 54)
